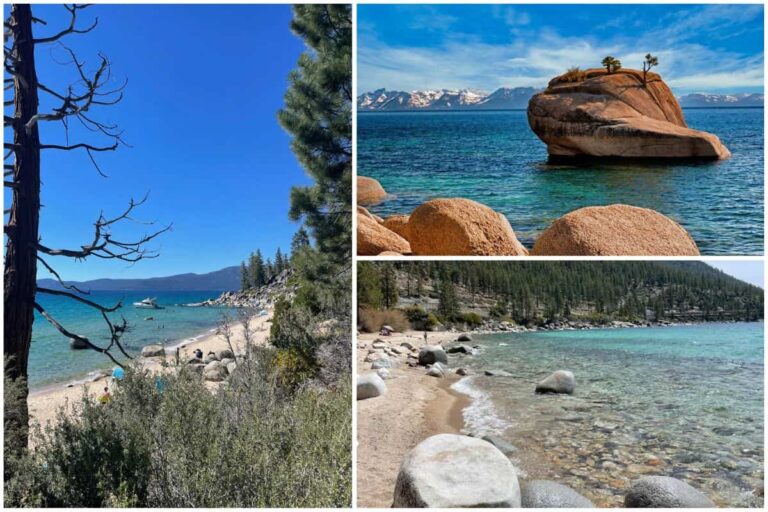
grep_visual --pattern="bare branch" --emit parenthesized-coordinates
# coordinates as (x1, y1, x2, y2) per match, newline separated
(36, 255, 90, 294)
(37, 286, 121, 312)
(33, 4, 98, 44)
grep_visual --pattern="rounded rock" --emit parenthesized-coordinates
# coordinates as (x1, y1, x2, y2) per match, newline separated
(357, 373, 387, 400)
(536, 370, 575, 394)
(521, 480, 594, 508)
(418, 345, 448, 366)
(358, 212, 411, 256)
(357, 176, 387, 205)
(624, 476, 715, 508)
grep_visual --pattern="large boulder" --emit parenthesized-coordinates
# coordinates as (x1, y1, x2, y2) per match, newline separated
(407, 198, 529, 256)
(446, 344, 475, 355)
(357, 205, 383, 223)
(394, 434, 521, 507)
(357, 373, 387, 400)
(528, 68, 730, 160)
(203, 361, 228, 382)
(457, 333, 472, 342)
(141, 344, 165, 358)
(418, 345, 448, 366)
(358, 176, 387, 205)
(216, 348, 235, 361)
(536, 370, 575, 394)
(358, 212, 411, 256)
(521, 480, 594, 508)
(531, 205, 699, 256)
(624, 476, 715, 508)
(382, 215, 411, 242)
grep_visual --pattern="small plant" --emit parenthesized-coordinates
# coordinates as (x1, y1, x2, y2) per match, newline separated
(561, 66, 586, 83)
(601, 56, 622, 74)
(642, 53, 658, 86)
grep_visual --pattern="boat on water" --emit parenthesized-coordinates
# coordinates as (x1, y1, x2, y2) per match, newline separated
(133, 297, 163, 309)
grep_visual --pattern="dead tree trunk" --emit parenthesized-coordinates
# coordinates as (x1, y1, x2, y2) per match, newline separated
(4, 3, 41, 453)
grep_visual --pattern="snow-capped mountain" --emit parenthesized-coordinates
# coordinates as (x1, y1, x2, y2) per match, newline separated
(357, 87, 540, 111)
(677, 93, 764, 108)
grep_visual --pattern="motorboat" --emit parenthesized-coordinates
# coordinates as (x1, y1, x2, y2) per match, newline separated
(133, 297, 163, 309)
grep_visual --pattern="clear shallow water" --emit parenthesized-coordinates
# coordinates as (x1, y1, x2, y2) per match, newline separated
(358, 108, 764, 255)
(30, 291, 237, 389)
(451, 323, 764, 507)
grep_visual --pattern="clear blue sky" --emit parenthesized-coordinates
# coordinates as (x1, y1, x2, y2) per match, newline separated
(358, 4, 764, 95)
(708, 261, 764, 289)
(5, 4, 310, 280)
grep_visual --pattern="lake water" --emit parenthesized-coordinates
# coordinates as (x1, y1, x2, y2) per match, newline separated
(358, 108, 764, 255)
(450, 322, 764, 507)
(30, 291, 237, 389)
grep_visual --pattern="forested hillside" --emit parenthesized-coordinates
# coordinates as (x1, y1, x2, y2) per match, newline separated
(358, 261, 763, 326)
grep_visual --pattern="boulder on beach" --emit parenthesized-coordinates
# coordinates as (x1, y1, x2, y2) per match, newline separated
(536, 370, 575, 394)
(216, 348, 235, 361)
(378, 251, 402, 256)
(481, 435, 517, 455)
(426, 366, 444, 378)
(418, 345, 448, 366)
(531, 205, 700, 256)
(382, 215, 411, 242)
(528, 68, 730, 160)
(358, 212, 411, 256)
(358, 176, 388, 205)
(203, 361, 228, 382)
(457, 333, 472, 342)
(372, 358, 396, 370)
(407, 198, 529, 256)
(141, 344, 165, 358)
(377, 368, 394, 380)
(624, 476, 715, 508)
(183, 363, 206, 376)
(357, 373, 387, 400)
(357, 205, 383, 223)
(394, 434, 521, 508)
(203, 353, 218, 364)
(456, 368, 471, 376)
(521, 480, 594, 508)
(226, 362, 237, 375)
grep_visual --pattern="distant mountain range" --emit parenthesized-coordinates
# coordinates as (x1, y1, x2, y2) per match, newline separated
(358, 88, 764, 111)
(37, 266, 240, 292)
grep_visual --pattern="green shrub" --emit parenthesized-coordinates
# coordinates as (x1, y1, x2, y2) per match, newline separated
(459, 312, 483, 327)
(5, 349, 352, 508)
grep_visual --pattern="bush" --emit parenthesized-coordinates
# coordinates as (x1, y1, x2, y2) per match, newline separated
(459, 311, 483, 327)
(5, 349, 352, 508)
(560, 66, 586, 83)
(358, 307, 409, 333)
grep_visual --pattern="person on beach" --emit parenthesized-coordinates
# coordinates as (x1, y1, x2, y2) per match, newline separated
(98, 386, 111, 404)
(424, 330, 428, 343)
(194, 348, 203, 359)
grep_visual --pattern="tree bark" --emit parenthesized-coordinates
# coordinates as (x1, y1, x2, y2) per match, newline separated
(4, 3, 41, 454)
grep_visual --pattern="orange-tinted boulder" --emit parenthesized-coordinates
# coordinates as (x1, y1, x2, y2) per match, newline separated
(531, 204, 700, 256)
(382, 215, 411, 242)
(358, 176, 388, 205)
(358, 212, 411, 255)
(407, 198, 528, 256)
(528, 69, 730, 160)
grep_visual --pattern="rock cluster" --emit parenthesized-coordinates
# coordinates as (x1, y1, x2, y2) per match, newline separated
(181, 349, 240, 382)
(200, 268, 296, 309)
(528, 68, 730, 160)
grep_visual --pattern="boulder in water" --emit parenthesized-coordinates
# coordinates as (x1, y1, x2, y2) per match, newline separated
(521, 480, 594, 508)
(536, 370, 575, 394)
(358, 212, 411, 255)
(358, 176, 388, 205)
(624, 476, 715, 508)
(141, 344, 165, 358)
(418, 345, 448, 366)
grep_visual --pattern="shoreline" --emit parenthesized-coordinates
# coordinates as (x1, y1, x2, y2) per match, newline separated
(28, 310, 271, 432)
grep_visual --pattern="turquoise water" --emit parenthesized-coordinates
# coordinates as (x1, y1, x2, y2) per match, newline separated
(30, 291, 237, 389)
(451, 322, 764, 506)
(358, 108, 764, 255)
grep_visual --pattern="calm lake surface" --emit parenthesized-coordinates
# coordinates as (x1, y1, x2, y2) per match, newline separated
(451, 322, 764, 507)
(30, 291, 237, 389)
(358, 108, 764, 255)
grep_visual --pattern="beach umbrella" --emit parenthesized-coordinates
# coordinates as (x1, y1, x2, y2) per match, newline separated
(112, 367, 125, 380)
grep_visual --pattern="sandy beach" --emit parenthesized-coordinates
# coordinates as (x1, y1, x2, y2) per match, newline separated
(28, 311, 272, 431)
(356, 330, 470, 508)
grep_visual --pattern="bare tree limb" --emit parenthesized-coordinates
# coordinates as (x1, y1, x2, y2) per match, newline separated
(37, 286, 121, 312)
(36, 255, 90, 294)
(32, 4, 97, 44)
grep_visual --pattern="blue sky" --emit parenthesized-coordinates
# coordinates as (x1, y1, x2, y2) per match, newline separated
(5, 5, 310, 280)
(708, 261, 764, 288)
(358, 4, 764, 95)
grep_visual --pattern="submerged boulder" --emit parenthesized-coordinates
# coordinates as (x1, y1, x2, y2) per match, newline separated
(446, 344, 475, 355)
(531, 205, 699, 256)
(358, 176, 388, 205)
(393, 434, 521, 507)
(407, 198, 529, 256)
(528, 68, 730, 160)
(357, 373, 387, 400)
(624, 476, 715, 508)
(536, 370, 575, 394)
(418, 345, 448, 366)
(521, 480, 594, 508)
(357, 212, 411, 256)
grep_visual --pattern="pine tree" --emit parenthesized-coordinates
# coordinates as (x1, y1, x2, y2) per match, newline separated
(278, 5, 351, 265)
(249, 250, 265, 289)
(290, 227, 310, 255)
(437, 274, 459, 321)
(275, 248, 286, 274)
(380, 263, 398, 309)
(357, 262, 383, 309)
(240, 262, 250, 291)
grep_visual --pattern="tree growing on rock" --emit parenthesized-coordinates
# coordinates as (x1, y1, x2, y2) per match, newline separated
(4, 4, 168, 455)
(642, 53, 659, 86)
(601, 56, 622, 74)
